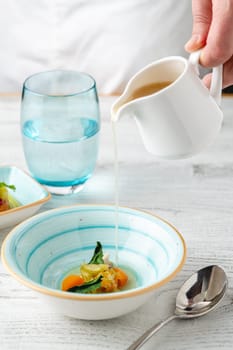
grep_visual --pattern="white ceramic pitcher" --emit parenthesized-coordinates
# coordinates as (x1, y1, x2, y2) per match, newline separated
(111, 50, 223, 159)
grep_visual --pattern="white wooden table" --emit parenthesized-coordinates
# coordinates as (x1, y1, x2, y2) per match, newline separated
(1, 95, 233, 350)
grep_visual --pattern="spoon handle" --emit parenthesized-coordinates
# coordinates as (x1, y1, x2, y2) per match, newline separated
(127, 314, 177, 350)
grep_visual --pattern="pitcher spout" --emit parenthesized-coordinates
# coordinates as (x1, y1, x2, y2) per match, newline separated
(111, 93, 133, 122)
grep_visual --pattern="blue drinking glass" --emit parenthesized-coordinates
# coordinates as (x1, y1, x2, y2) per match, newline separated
(20, 70, 100, 195)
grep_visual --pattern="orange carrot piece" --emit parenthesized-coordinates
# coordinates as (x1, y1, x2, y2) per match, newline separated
(114, 267, 128, 288)
(62, 274, 84, 291)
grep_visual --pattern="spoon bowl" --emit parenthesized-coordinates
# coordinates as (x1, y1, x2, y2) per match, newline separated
(175, 265, 227, 318)
(128, 265, 227, 350)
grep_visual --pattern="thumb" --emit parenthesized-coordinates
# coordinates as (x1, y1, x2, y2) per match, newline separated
(185, 0, 212, 52)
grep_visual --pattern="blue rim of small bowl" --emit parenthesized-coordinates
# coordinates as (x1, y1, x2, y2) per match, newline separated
(1, 204, 186, 301)
(0, 165, 51, 217)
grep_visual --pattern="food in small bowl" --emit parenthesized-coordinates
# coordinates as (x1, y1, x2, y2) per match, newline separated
(1, 205, 186, 320)
(0, 166, 51, 229)
(0, 182, 20, 212)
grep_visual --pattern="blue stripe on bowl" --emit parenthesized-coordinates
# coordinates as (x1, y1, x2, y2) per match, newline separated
(23, 225, 169, 276)
(13, 206, 180, 251)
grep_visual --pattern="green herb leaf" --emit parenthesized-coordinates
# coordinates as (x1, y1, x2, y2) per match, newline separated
(0, 182, 16, 191)
(88, 241, 104, 264)
(67, 275, 102, 294)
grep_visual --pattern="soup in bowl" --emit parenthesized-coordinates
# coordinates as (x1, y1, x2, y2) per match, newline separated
(1, 205, 186, 320)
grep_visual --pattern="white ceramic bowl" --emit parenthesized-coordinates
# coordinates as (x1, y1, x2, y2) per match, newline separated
(0, 165, 51, 229)
(1, 205, 186, 320)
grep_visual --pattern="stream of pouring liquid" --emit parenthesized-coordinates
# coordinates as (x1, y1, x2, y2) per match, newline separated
(111, 119, 119, 265)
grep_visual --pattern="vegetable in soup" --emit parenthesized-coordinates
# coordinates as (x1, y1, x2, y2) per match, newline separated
(62, 241, 128, 294)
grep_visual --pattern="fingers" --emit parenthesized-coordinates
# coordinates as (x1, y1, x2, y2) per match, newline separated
(202, 56, 233, 89)
(222, 57, 233, 87)
(186, 0, 233, 88)
(185, 0, 212, 52)
(200, 0, 233, 67)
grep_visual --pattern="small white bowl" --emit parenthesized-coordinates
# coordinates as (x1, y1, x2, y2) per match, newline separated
(0, 165, 51, 229)
(1, 205, 186, 320)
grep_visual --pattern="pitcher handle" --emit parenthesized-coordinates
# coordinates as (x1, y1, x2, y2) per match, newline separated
(189, 49, 222, 106)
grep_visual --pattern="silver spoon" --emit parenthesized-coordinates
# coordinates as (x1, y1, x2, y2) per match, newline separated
(127, 265, 227, 350)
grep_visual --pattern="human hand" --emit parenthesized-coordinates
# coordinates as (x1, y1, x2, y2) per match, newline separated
(185, 0, 233, 89)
